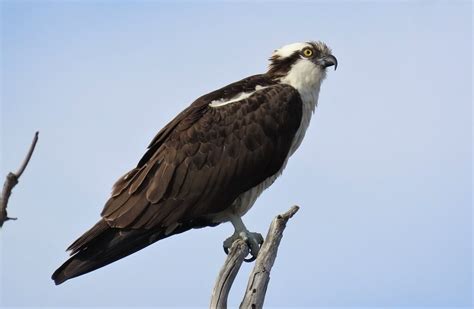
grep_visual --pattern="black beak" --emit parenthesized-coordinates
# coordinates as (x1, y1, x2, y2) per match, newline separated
(321, 54, 338, 70)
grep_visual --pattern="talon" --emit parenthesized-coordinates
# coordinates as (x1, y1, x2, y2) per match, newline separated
(244, 232, 263, 262)
(244, 255, 257, 262)
(223, 230, 264, 262)
(223, 232, 239, 255)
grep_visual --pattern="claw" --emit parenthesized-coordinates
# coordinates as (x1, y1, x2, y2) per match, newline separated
(223, 236, 234, 255)
(223, 231, 264, 262)
(245, 232, 264, 262)
(223, 232, 240, 255)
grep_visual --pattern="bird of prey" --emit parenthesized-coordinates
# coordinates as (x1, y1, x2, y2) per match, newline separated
(52, 41, 337, 285)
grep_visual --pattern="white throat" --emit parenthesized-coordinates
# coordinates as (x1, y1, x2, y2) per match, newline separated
(280, 58, 325, 103)
(279, 58, 326, 155)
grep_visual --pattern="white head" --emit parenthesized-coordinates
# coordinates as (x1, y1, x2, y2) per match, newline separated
(268, 41, 337, 93)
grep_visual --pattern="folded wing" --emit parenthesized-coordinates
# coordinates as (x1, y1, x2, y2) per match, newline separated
(102, 83, 303, 231)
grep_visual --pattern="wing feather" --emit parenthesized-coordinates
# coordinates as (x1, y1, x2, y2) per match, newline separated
(101, 82, 302, 232)
(105, 190, 150, 228)
(146, 163, 175, 203)
(110, 167, 143, 197)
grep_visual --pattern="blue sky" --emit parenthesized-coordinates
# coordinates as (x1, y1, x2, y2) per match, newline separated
(1, 1, 472, 308)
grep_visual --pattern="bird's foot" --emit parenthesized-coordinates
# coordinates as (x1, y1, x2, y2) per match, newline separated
(223, 231, 264, 262)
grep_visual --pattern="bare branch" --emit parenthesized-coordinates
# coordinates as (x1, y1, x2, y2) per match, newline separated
(210, 239, 249, 309)
(0, 131, 39, 228)
(15, 131, 39, 178)
(210, 205, 299, 308)
(240, 205, 299, 309)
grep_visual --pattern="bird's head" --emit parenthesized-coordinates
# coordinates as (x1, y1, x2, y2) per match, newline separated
(268, 41, 337, 92)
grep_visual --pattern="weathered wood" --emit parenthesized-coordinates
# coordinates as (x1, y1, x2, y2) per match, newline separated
(210, 238, 249, 308)
(210, 205, 299, 308)
(0, 131, 39, 228)
(240, 205, 299, 309)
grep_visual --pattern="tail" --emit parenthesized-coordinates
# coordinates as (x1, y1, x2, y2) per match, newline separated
(52, 220, 181, 285)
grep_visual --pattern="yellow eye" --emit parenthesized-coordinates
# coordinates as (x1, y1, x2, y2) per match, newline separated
(303, 48, 313, 57)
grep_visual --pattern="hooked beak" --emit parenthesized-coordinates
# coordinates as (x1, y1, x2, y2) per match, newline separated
(320, 54, 338, 70)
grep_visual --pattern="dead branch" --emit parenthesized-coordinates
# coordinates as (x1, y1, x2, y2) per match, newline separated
(210, 205, 299, 308)
(0, 131, 39, 228)
(210, 239, 249, 308)
(240, 205, 299, 308)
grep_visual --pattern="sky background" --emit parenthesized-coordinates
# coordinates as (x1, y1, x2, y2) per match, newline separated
(0, 1, 472, 308)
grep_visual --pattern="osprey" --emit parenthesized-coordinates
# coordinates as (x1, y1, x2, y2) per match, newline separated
(52, 41, 337, 285)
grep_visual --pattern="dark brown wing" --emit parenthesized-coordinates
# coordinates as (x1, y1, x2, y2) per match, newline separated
(52, 78, 303, 284)
(137, 74, 276, 167)
(101, 83, 303, 231)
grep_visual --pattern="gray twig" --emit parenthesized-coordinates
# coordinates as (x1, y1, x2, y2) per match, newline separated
(210, 239, 249, 308)
(210, 205, 299, 308)
(0, 131, 39, 228)
(240, 205, 299, 309)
